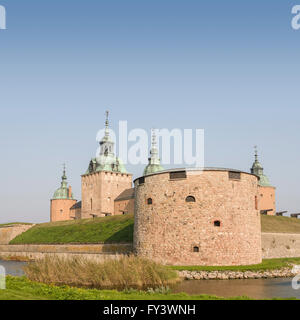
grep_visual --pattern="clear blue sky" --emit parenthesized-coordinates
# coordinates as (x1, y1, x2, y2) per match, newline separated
(0, 1, 299, 223)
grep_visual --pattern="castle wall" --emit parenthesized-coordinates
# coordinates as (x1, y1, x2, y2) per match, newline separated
(0, 225, 33, 245)
(258, 186, 276, 215)
(50, 199, 77, 222)
(81, 171, 132, 219)
(134, 169, 262, 266)
(114, 199, 135, 215)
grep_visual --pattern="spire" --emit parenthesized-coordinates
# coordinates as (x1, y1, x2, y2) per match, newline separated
(251, 146, 271, 187)
(143, 129, 164, 176)
(105, 110, 109, 137)
(61, 163, 67, 188)
(254, 145, 258, 162)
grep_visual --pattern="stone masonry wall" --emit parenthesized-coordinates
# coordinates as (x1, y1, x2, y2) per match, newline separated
(0, 225, 33, 245)
(262, 232, 300, 259)
(0, 243, 133, 262)
(81, 171, 132, 219)
(258, 186, 276, 216)
(134, 169, 262, 266)
(50, 199, 77, 222)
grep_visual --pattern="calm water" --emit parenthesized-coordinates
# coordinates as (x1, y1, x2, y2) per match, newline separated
(0, 260, 25, 276)
(1, 260, 299, 299)
(173, 278, 300, 299)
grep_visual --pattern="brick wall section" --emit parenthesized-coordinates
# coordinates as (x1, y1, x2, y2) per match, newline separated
(258, 186, 276, 215)
(50, 199, 77, 222)
(81, 171, 132, 219)
(0, 225, 33, 245)
(114, 199, 135, 215)
(134, 169, 262, 266)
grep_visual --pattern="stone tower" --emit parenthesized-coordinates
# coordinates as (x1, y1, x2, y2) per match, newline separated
(251, 147, 276, 215)
(81, 111, 132, 219)
(50, 165, 77, 222)
(143, 129, 164, 176)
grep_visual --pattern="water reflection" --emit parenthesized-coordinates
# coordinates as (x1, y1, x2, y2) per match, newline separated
(173, 278, 299, 299)
(0, 260, 25, 276)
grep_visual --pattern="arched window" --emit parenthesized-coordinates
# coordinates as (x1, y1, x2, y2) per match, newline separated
(214, 220, 221, 227)
(186, 196, 196, 203)
(147, 198, 153, 205)
(193, 246, 199, 253)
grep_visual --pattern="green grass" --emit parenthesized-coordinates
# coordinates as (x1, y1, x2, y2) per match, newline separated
(10, 214, 134, 245)
(172, 257, 300, 272)
(0, 276, 254, 300)
(261, 215, 300, 234)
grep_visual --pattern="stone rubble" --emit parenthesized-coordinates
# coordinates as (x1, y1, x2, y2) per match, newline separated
(178, 267, 295, 280)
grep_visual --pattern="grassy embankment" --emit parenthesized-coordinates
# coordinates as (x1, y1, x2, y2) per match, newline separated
(0, 276, 255, 300)
(10, 214, 134, 244)
(261, 215, 300, 234)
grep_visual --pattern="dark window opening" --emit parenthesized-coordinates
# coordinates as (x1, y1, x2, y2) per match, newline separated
(214, 220, 221, 227)
(186, 196, 196, 203)
(147, 198, 153, 205)
(90, 199, 93, 210)
(170, 171, 187, 180)
(255, 196, 258, 210)
(138, 177, 145, 185)
(228, 171, 241, 180)
(193, 246, 199, 253)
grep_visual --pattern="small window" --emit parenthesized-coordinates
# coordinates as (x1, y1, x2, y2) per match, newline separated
(138, 177, 145, 185)
(193, 246, 199, 253)
(186, 196, 196, 203)
(255, 196, 258, 210)
(170, 171, 187, 180)
(147, 198, 153, 205)
(228, 171, 241, 180)
(214, 220, 221, 227)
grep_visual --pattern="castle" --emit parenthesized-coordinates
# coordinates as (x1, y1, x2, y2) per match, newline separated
(50, 112, 276, 266)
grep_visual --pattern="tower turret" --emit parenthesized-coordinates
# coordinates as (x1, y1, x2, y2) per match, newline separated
(250, 146, 271, 187)
(143, 129, 164, 176)
(86, 111, 127, 174)
(50, 165, 77, 222)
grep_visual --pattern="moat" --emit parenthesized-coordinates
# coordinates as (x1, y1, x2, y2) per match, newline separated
(1, 260, 299, 299)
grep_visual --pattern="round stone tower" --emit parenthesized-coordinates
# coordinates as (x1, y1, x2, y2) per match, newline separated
(134, 168, 262, 266)
(50, 165, 77, 222)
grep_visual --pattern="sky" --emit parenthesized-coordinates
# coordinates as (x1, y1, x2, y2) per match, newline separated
(0, 0, 300, 223)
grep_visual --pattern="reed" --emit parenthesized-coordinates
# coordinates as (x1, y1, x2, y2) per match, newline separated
(23, 255, 180, 290)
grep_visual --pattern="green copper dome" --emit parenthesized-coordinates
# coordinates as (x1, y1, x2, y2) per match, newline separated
(52, 166, 74, 200)
(250, 147, 272, 187)
(144, 130, 164, 176)
(85, 111, 128, 175)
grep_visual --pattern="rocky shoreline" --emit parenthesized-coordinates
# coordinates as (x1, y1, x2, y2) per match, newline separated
(178, 268, 296, 280)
